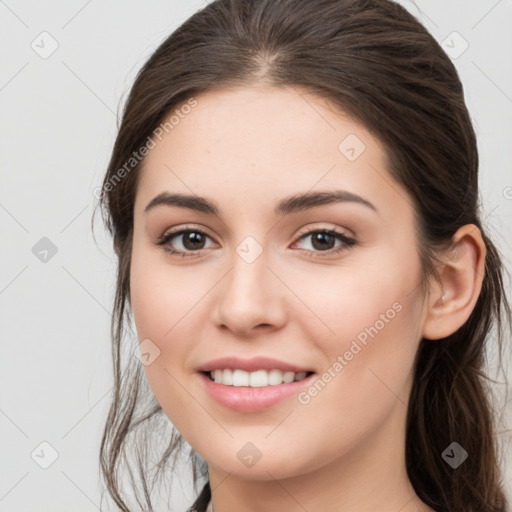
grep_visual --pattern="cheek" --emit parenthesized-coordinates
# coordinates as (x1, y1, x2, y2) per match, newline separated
(295, 249, 423, 383)
(289, 267, 423, 465)
(129, 239, 207, 343)
(129, 242, 214, 418)
(129, 246, 203, 433)
(295, 255, 414, 332)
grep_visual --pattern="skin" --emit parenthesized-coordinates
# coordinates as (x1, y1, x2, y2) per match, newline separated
(129, 85, 486, 512)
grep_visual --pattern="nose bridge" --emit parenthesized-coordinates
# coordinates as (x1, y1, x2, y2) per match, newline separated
(213, 235, 285, 334)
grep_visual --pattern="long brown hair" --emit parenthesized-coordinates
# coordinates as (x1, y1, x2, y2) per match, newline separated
(94, 0, 512, 510)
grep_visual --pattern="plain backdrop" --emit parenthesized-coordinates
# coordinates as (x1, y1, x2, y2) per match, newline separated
(1, 1, 511, 510)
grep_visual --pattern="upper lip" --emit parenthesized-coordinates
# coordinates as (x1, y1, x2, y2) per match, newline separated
(198, 356, 314, 373)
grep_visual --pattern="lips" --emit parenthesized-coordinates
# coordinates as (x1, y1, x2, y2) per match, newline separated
(198, 370, 316, 412)
(197, 356, 315, 374)
(196, 356, 317, 412)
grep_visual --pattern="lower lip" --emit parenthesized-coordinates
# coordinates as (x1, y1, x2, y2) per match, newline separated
(198, 372, 315, 412)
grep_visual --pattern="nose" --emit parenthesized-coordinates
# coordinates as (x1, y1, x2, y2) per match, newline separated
(212, 249, 287, 337)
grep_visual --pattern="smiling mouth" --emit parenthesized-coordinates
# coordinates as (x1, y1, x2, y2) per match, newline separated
(202, 369, 315, 387)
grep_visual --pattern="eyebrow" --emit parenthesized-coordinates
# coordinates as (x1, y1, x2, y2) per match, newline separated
(144, 189, 377, 216)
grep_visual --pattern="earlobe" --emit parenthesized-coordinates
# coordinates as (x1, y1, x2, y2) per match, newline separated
(421, 224, 486, 341)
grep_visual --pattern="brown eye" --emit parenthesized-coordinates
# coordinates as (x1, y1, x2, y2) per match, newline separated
(310, 231, 337, 251)
(178, 231, 207, 250)
(293, 229, 357, 256)
(156, 228, 216, 256)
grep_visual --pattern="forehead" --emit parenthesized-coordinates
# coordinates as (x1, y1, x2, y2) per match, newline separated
(135, 85, 411, 223)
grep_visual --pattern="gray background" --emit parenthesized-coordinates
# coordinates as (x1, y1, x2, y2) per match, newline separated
(1, 1, 511, 510)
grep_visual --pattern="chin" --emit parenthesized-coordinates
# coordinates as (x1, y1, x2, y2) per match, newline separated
(204, 447, 314, 481)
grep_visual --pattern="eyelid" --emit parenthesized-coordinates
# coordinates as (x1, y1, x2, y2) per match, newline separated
(158, 222, 352, 241)
(156, 222, 357, 257)
(291, 225, 357, 256)
(293, 222, 353, 239)
(157, 223, 215, 241)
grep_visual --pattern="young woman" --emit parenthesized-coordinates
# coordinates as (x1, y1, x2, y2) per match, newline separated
(95, 1, 511, 511)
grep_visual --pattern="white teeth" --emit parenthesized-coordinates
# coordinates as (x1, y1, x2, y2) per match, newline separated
(249, 370, 268, 387)
(232, 369, 249, 386)
(208, 369, 311, 387)
(282, 371, 295, 383)
(222, 368, 233, 385)
(268, 369, 283, 385)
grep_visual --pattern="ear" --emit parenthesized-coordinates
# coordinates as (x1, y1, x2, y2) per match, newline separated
(421, 224, 486, 341)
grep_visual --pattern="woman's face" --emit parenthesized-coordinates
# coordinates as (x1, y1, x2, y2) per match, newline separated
(130, 85, 430, 480)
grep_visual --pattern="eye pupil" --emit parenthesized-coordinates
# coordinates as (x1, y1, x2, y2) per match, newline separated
(183, 231, 205, 250)
(312, 232, 335, 251)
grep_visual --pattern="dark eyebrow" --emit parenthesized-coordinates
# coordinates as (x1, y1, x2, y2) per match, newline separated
(275, 190, 377, 215)
(144, 190, 377, 216)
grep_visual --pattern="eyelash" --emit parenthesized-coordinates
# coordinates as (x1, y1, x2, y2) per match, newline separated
(156, 225, 357, 259)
